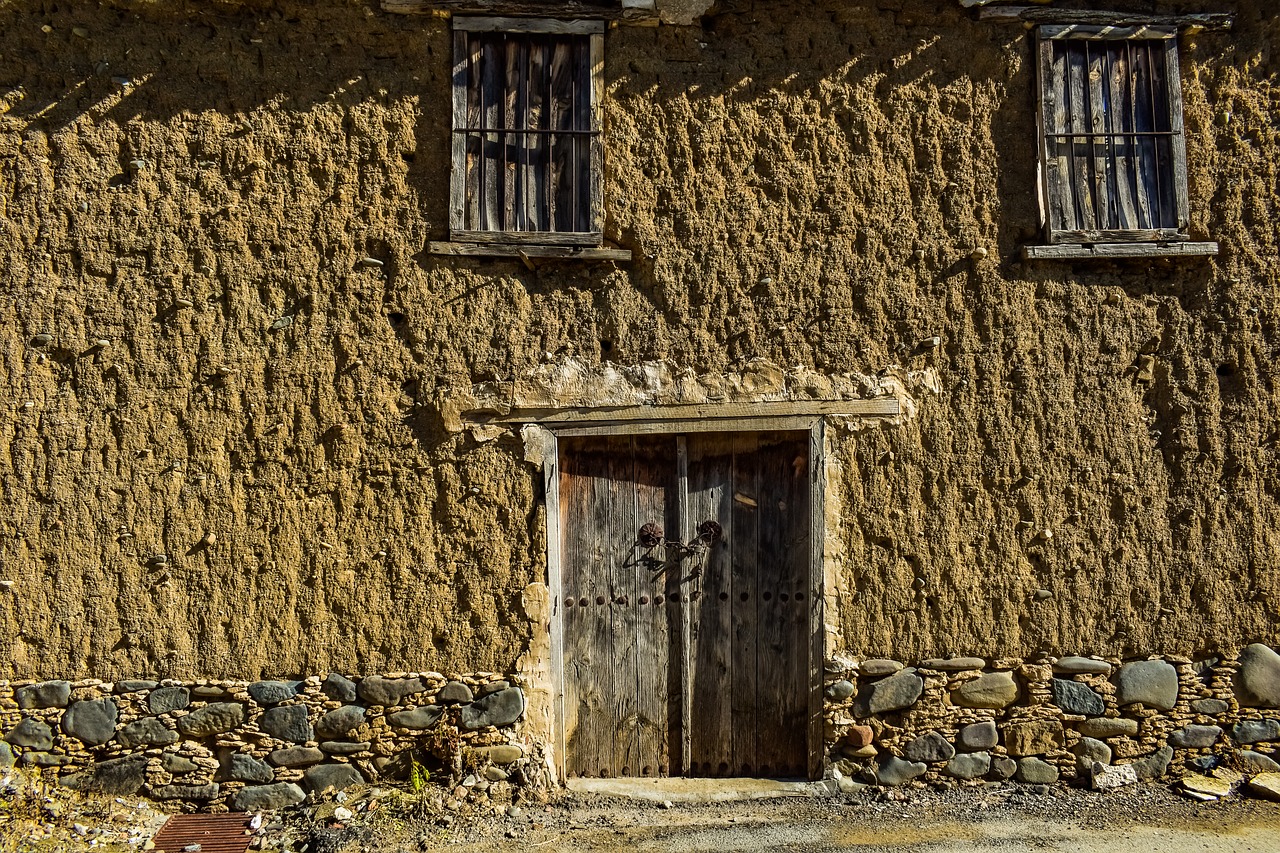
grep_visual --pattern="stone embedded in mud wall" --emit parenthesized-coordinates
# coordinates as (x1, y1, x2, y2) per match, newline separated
(0, 672, 532, 809)
(824, 647, 1280, 789)
(1236, 644, 1280, 708)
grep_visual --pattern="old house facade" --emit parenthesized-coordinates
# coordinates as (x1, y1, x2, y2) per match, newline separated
(1, 0, 1278, 807)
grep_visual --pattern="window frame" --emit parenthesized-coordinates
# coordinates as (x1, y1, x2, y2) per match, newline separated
(1034, 24, 1191, 247)
(449, 16, 605, 248)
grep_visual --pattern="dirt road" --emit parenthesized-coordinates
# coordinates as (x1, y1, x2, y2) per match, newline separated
(414, 783, 1280, 853)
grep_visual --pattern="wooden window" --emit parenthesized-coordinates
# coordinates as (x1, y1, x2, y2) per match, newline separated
(450, 17, 604, 247)
(1036, 25, 1190, 245)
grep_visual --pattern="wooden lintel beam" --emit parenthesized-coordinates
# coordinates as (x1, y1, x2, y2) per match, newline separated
(382, 0, 658, 21)
(978, 7, 1234, 32)
(486, 398, 901, 426)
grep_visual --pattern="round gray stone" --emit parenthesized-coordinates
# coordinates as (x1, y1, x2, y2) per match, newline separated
(921, 657, 986, 672)
(62, 698, 118, 746)
(461, 688, 526, 730)
(116, 680, 159, 693)
(303, 763, 365, 794)
(991, 756, 1017, 780)
(1127, 745, 1174, 781)
(477, 680, 510, 697)
(473, 744, 524, 764)
(162, 754, 200, 774)
(5, 718, 54, 750)
(1237, 644, 1280, 708)
(61, 754, 148, 795)
(903, 731, 955, 763)
(860, 670, 924, 714)
(1233, 719, 1280, 744)
(953, 672, 1019, 709)
(320, 741, 371, 755)
(357, 675, 427, 706)
(1078, 717, 1139, 738)
(1115, 660, 1179, 710)
(148, 687, 190, 714)
(153, 783, 220, 800)
(875, 754, 927, 786)
(388, 706, 443, 730)
(0, 742, 13, 768)
(826, 680, 855, 701)
(1050, 679, 1106, 716)
(1190, 698, 1230, 715)
(860, 659, 903, 676)
(224, 752, 275, 783)
(316, 705, 366, 740)
(1169, 725, 1222, 749)
(959, 721, 998, 751)
(1015, 757, 1059, 784)
(233, 782, 306, 811)
(322, 673, 358, 704)
(438, 681, 474, 704)
(259, 705, 313, 744)
(944, 752, 991, 780)
(269, 746, 325, 767)
(176, 703, 247, 737)
(248, 681, 298, 706)
(16, 681, 71, 709)
(1053, 657, 1112, 675)
(117, 717, 179, 748)
(1239, 750, 1280, 774)
(1073, 737, 1111, 773)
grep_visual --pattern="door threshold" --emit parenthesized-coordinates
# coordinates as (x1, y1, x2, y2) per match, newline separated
(566, 776, 837, 802)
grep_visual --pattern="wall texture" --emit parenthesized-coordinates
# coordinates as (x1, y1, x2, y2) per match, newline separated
(0, 0, 1277, 686)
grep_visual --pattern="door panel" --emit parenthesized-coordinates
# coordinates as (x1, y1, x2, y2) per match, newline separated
(561, 436, 677, 778)
(560, 431, 812, 780)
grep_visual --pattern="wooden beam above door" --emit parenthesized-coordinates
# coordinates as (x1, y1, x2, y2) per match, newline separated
(491, 398, 900, 436)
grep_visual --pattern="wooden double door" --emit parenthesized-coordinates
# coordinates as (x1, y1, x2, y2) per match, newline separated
(558, 431, 817, 780)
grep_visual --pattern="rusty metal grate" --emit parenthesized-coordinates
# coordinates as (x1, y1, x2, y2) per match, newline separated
(151, 814, 254, 853)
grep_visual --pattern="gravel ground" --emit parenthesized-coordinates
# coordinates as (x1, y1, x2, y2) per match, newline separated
(281, 781, 1280, 853)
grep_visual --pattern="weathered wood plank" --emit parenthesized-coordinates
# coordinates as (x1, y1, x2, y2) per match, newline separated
(687, 434, 734, 776)
(386, 0, 653, 21)
(805, 422, 825, 782)
(755, 432, 809, 778)
(607, 436, 639, 778)
(560, 437, 614, 776)
(450, 30, 469, 233)
(675, 435, 691, 776)
(1023, 241, 1218, 260)
(451, 15, 607, 34)
(1108, 42, 1139, 230)
(634, 437, 675, 776)
(1164, 38, 1190, 233)
(588, 31, 604, 235)
(496, 399, 900, 425)
(1039, 33, 1073, 236)
(1085, 42, 1114, 229)
(427, 241, 629, 262)
(443, 229, 603, 246)
(544, 437, 566, 782)
(979, 8, 1232, 31)
(1066, 43, 1094, 233)
(729, 433, 759, 776)
(503, 37, 521, 231)
(480, 35, 501, 232)
(552, 416, 821, 438)
(1039, 24, 1178, 41)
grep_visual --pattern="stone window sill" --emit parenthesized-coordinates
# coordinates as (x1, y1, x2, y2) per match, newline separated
(1023, 241, 1219, 261)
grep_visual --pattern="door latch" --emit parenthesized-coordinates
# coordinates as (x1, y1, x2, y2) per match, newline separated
(636, 520, 722, 585)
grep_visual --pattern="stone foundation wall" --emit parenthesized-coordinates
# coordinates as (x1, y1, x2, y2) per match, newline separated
(0, 672, 536, 810)
(823, 644, 1280, 790)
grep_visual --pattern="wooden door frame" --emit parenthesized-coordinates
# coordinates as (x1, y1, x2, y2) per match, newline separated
(543, 416, 827, 782)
